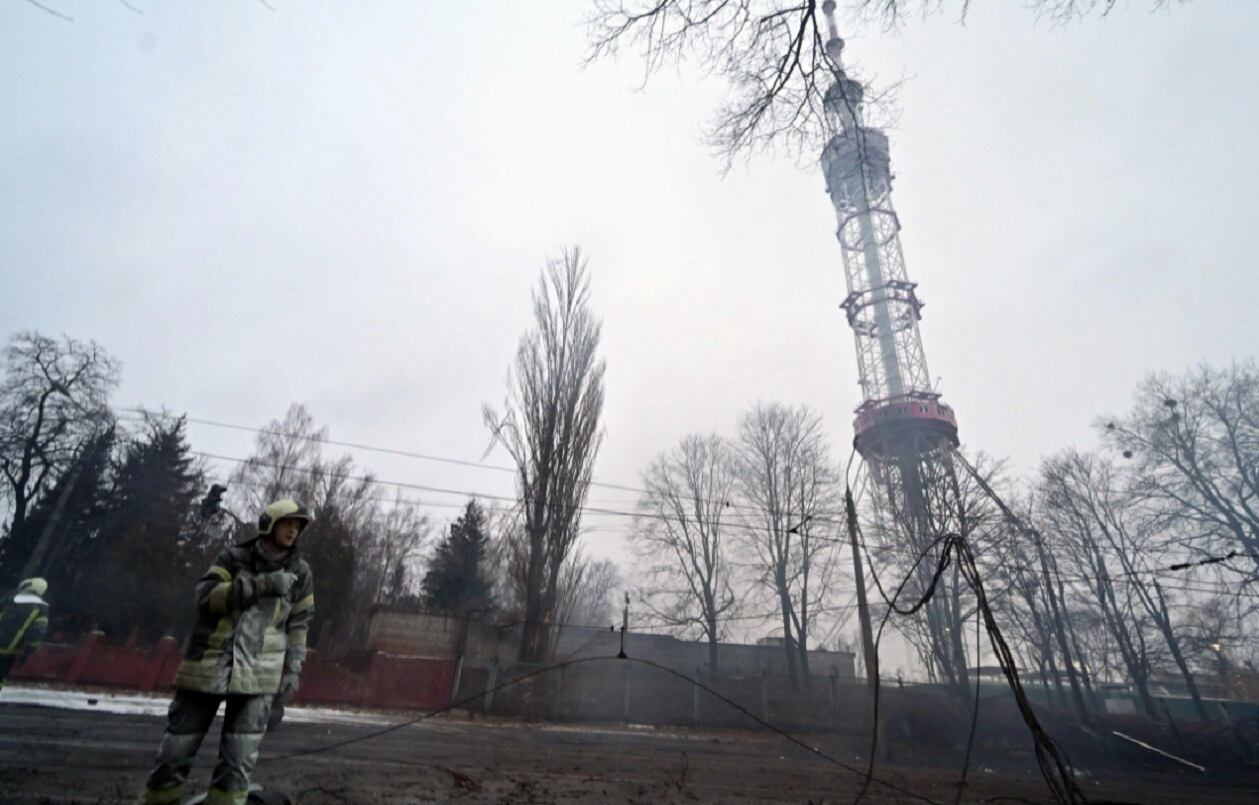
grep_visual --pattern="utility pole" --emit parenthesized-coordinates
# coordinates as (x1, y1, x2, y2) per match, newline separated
(617, 592, 629, 659)
(844, 486, 888, 760)
(845, 489, 878, 690)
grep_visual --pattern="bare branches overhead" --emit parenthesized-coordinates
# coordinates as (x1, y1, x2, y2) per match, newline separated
(587, 1, 842, 162)
(586, 0, 1186, 162)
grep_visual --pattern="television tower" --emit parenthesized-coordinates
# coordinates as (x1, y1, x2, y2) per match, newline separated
(819, 1, 969, 687)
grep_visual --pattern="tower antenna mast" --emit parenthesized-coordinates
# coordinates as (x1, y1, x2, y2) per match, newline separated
(820, 0, 967, 689)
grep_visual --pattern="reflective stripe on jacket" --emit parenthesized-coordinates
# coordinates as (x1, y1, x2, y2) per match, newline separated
(173, 538, 314, 694)
(0, 592, 49, 656)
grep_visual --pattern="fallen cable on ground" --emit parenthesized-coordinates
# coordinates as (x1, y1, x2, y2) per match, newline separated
(1110, 730, 1206, 772)
(263, 652, 945, 805)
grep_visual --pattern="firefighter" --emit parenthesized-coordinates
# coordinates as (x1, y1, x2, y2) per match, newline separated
(0, 577, 50, 688)
(139, 500, 315, 805)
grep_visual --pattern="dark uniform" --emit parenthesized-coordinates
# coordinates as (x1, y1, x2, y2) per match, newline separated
(141, 500, 314, 805)
(0, 577, 49, 688)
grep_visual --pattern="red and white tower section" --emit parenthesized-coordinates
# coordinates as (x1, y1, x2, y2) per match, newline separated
(820, 1, 971, 688)
(818, 5, 958, 462)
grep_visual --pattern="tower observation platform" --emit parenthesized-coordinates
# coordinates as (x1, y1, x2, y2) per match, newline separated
(819, 1, 958, 462)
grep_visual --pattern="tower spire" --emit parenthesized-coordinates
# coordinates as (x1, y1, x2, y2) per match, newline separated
(821, 0, 843, 66)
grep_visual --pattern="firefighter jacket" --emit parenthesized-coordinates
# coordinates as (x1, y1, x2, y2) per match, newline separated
(173, 538, 314, 695)
(0, 591, 49, 658)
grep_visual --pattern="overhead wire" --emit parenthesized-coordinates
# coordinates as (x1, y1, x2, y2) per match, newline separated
(118, 410, 1251, 595)
(185, 448, 861, 546)
(119, 410, 921, 537)
(191, 446, 1253, 599)
(118, 408, 762, 511)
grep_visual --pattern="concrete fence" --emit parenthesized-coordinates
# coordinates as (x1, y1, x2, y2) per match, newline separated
(456, 659, 876, 734)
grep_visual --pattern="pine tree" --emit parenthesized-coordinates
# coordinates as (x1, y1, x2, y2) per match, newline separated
(421, 499, 494, 615)
(302, 499, 358, 649)
(89, 415, 203, 642)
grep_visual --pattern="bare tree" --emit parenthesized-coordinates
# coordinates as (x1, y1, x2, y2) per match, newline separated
(557, 550, 622, 628)
(0, 332, 119, 550)
(484, 248, 607, 662)
(1180, 594, 1259, 680)
(229, 403, 382, 651)
(1103, 362, 1259, 572)
(229, 403, 326, 514)
(633, 433, 739, 670)
(735, 402, 841, 687)
(490, 508, 529, 620)
(1037, 451, 1168, 719)
(1045, 450, 1211, 719)
(994, 509, 1098, 723)
(359, 490, 432, 608)
(496, 519, 619, 635)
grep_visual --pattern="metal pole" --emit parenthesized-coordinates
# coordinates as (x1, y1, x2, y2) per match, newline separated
(483, 658, 499, 713)
(693, 666, 702, 725)
(618, 593, 628, 658)
(845, 489, 879, 690)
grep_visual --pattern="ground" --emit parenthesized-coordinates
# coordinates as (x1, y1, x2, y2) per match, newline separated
(1, 687, 1256, 803)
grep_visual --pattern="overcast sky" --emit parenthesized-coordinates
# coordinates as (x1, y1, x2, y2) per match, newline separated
(3, 1, 1256, 665)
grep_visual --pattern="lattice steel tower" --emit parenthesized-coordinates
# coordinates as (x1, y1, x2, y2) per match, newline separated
(820, 1, 969, 687)
(820, 5, 957, 455)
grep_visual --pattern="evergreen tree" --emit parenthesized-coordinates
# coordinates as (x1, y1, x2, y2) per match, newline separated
(89, 415, 203, 642)
(422, 499, 495, 615)
(302, 495, 359, 648)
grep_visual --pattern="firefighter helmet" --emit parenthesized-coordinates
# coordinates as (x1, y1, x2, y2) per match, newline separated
(257, 499, 313, 536)
(16, 577, 47, 597)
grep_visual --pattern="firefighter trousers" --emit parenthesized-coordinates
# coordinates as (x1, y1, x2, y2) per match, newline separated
(140, 690, 273, 805)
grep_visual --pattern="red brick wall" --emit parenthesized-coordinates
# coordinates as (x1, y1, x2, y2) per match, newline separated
(10, 634, 454, 711)
(364, 654, 452, 709)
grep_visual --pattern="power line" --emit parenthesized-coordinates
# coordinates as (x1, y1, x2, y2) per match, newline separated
(191, 445, 1259, 602)
(1168, 550, 1259, 571)
(121, 408, 713, 501)
(848, 530, 1253, 590)
(188, 449, 857, 544)
(119, 409, 863, 525)
(122, 409, 1245, 586)
(123, 413, 1255, 602)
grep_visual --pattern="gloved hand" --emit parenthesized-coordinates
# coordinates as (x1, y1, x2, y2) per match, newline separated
(255, 570, 298, 598)
(277, 671, 300, 704)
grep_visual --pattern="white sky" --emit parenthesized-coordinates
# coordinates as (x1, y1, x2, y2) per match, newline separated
(3, 1, 1256, 672)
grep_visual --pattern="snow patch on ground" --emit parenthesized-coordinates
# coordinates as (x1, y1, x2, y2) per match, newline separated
(0, 685, 762, 744)
(0, 685, 402, 726)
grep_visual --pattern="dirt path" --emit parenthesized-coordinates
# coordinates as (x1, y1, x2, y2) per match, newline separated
(2, 701, 1255, 803)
